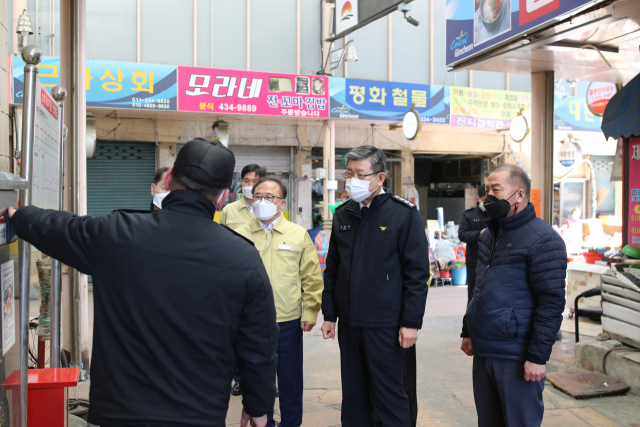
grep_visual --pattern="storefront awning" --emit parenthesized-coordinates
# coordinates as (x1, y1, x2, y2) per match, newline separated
(601, 72, 640, 140)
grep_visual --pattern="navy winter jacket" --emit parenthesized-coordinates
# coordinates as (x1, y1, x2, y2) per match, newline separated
(461, 203, 567, 364)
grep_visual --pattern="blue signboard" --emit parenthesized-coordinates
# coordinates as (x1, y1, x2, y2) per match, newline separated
(446, 0, 598, 66)
(554, 95, 602, 132)
(12, 55, 177, 110)
(330, 78, 450, 124)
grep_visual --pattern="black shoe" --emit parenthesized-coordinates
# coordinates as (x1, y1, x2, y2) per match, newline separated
(231, 381, 242, 396)
(275, 388, 279, 398)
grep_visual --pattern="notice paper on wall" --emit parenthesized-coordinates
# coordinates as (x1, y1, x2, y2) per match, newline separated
(2, 260, 15, 355)
(32, 79, 61, 211)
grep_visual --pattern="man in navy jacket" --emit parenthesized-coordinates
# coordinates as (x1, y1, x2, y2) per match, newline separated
(460, 165, 566, 427)
(321, 146, 430, 427)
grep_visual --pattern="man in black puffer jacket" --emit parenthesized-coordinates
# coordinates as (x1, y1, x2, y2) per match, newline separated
(458, 187, 486, 304)
(460, 165, 566, 427)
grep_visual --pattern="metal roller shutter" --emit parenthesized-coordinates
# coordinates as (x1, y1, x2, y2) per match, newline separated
(87, 141, 156, 216)
(229, 145, 291, 174)
(592, 155, 616, 215)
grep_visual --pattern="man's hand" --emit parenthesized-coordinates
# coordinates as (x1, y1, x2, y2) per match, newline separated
(480, 228, 486, 234)
(321, 321, 336, 340)
(0, 207, 15, 218)
(300, 321, 315, 332)
(461, 337, 474, 356)
(240, 409, 267, 427)
(524, 361, 546, 382)
(398, 327, 418, 348)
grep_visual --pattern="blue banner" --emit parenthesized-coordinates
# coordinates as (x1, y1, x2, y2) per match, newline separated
(554, 95, 602, 132)
(329, 78, 450, 124)
(12, 55, 177, 110)
(446, 0, 596, 66)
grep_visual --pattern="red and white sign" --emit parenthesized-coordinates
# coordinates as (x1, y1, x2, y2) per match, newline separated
(40, 88, 58, 120)
(519, 0, 559, 26)
(586, 81, 617, 116)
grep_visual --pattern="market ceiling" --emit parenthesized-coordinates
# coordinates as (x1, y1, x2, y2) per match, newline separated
(450, 0, 640, 85)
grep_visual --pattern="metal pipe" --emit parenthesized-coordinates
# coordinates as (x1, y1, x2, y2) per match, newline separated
(328, 120, 335, 220)
(544, 71, 555, 224)
(19, 44, 43, 427)
(50, 86, 67, 368)
(65, 0, 88, 374)
(71, 0, 85, 372)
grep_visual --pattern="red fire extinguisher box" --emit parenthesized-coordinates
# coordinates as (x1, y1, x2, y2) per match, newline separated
(2, 367, 80, 427)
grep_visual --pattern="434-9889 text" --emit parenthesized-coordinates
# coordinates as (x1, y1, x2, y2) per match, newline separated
(219, 103, 257, 112)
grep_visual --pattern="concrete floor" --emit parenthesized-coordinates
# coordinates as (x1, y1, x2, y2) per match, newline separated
(75, 285, 639, 427)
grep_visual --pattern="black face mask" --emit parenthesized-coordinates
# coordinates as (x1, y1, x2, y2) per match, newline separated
(483, 189, 520, 220)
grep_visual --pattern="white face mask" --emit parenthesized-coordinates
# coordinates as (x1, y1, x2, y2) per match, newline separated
(346, 174, 380, 203)
(215, 190, 227, 211)
(153, 192, 169, 209)
(253, 199, 281, 221)
(242, 186, 254, 200)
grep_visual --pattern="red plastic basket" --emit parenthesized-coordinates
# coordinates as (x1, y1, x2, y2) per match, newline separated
(583, 252, 602, 264)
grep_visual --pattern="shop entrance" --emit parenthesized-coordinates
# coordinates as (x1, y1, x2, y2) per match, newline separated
(87, 141, 156, 215)
(414, 155, 483, 225)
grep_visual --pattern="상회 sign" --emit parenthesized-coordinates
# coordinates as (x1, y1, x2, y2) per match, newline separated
(12, 55, 178, 110)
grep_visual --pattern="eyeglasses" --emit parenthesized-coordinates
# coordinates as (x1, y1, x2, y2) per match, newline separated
(254, 195, 284, 203)
(342, 172, 379, 180)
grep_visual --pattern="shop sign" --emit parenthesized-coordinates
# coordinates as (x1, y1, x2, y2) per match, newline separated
(630, 139, 640, 246)
(329, 78, 450, 123)
(586, 81, 617, 116)
(450, 87, 530, 129)
(554, 96, 601, 132)
(12, 55, 178, 110)
(178, 67, 329, 118)
(558, 141, 582, 168)
(446, 0, 598, 66)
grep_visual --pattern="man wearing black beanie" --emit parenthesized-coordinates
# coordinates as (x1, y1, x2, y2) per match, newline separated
(5, 138, 278, 427)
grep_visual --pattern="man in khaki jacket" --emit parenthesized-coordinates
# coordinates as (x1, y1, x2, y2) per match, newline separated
(219, 164, 266, 230)
(236, 177, 323, 427)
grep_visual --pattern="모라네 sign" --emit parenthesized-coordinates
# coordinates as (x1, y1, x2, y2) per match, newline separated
(178, 67, 329, 118)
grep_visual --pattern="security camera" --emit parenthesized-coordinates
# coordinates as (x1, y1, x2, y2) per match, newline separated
(405, 14, 420, 26)
(398, 2, 420, 27)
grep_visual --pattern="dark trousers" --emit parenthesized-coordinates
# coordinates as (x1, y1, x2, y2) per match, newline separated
(374, 345, 417, 427)
(404, 346, 418, 427)
(233, 361, 241, 382)
(473, 356, 545, 427)
(338, 321, 410, 427)
(267, 318, 303, 427)
(466, 264, 477, 304)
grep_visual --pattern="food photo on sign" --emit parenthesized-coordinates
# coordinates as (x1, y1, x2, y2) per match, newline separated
(474, 0, 511, 46)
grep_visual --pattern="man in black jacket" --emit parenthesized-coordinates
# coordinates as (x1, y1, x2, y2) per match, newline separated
(321, 146, 431, 427)
(460, 165, 566, 427)
(458, 187, 486, 303)
(7, 139, 278, 427)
